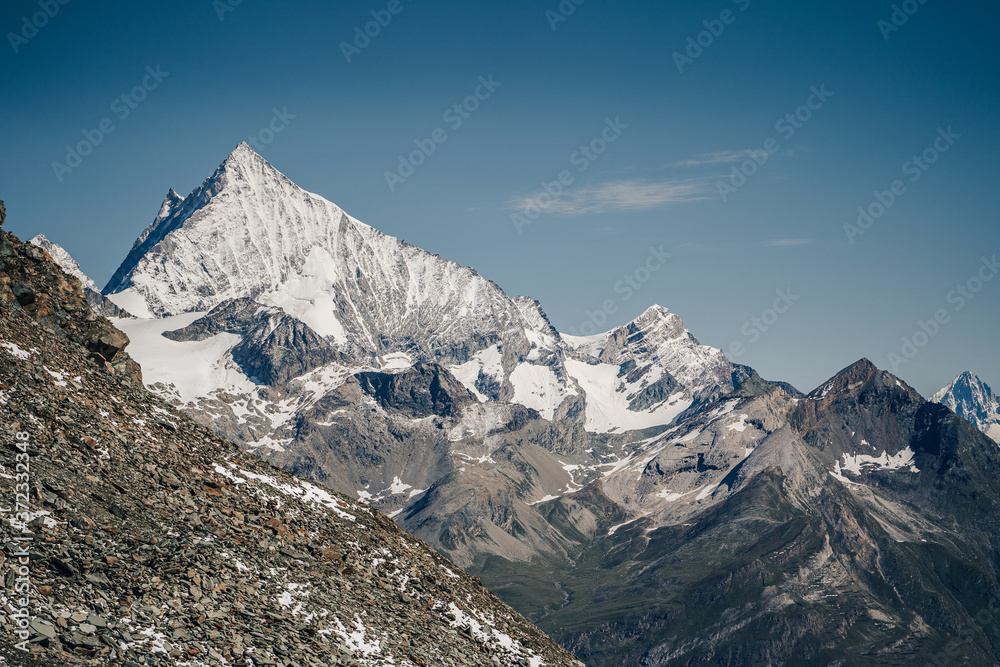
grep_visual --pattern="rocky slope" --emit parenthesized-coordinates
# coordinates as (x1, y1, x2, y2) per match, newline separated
(933, 372, 1000, 443)
(29, 235, 131, 319)
(0, 202, 582, 667)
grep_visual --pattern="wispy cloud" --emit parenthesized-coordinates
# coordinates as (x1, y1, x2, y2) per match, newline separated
(765, 238, 816, 248)
(506, 178, 711, 216)
(668, 150, 766, 168)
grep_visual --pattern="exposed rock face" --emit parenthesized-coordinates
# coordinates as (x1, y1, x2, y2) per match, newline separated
(0, 203, 139, 380)
(356, 363, 477, 418)
(474, 362, 1000, 666)
(28, 234, 133, 319)
(933, 371, 1000, 442)
(0, 216, 583, 667)
(164, 298, 348, 386)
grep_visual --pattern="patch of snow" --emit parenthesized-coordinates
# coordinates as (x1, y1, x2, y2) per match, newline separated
(509, 362, 576, 421)
(564, 359, 691, 433)
(0, 342, 35, 360)
(114, 313, 251, 401)
(834, 447, 920, 477)
(608, 517, 640, 535)
(727, 414, 749, 432)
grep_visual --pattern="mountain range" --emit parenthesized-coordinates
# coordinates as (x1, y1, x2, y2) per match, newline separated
(24, 145, 1000, 665)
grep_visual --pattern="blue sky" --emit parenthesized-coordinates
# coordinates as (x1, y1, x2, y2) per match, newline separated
(1, 0, 997, 396)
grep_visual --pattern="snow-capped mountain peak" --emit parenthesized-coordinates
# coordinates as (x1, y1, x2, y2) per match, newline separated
(103, 144, 555, 367)
(933, 372, 1000, 443)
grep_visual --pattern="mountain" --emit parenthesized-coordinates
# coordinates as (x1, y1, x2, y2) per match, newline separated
(89, 145, 749, 573)
(481, 361, 1000, 665)
(933, 372, 1000, 443)
(29, 234, 132, 318)
(103, 144, 733, 422)
(0, 201, 582, 666)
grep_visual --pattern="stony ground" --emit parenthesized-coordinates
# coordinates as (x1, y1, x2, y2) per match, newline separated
(0, 204, 584, 667)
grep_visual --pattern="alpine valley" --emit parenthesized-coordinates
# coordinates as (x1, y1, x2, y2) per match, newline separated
(26, 145, 1000, 666)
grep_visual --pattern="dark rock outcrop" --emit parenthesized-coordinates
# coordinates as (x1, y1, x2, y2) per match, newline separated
(0, 201, 140, 380)
(356, 362, 478, 418)
(165, 297, 349, 386)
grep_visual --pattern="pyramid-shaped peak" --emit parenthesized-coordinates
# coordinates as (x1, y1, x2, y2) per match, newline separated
(846, 358, 878, 374)
(224, 141, 267, 166)
(807, 358, 915, 403)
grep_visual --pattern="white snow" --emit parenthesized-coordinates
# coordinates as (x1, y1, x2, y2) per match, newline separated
(114, 313, 251, 401)
(380, 352, 413, 370)
(560, 332, 608, 358)
(833, 446, 920, 478)
(29, 235, 99, 291)
(105, 288, 154, 318)
(0, 342, 34, 360)
(607, 517, 640, 535)
(389, 477, 412, 495)
(727, 414, 749, 432)
(509, 362, 576, 421)
(259, 246, 348, 343)
(449, 346, 504, 402)
(695, 483, 718, 501)
(564, 358, 691, 433)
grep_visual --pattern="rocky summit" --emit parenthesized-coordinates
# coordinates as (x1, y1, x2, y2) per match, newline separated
(0, 202, 583, 666)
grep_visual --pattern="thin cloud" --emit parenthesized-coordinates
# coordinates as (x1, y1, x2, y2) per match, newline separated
(668, 150, 767, 168)
(765, 238, 816, 247)
(506, 179, 711, 216)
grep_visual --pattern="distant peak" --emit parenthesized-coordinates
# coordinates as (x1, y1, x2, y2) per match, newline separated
(620, 304, 685, 340)
(847, 358, 878, 373)
(29, 233, 49, 245)
(642, 304, 672, 317)
(808, 359, 880, 399)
